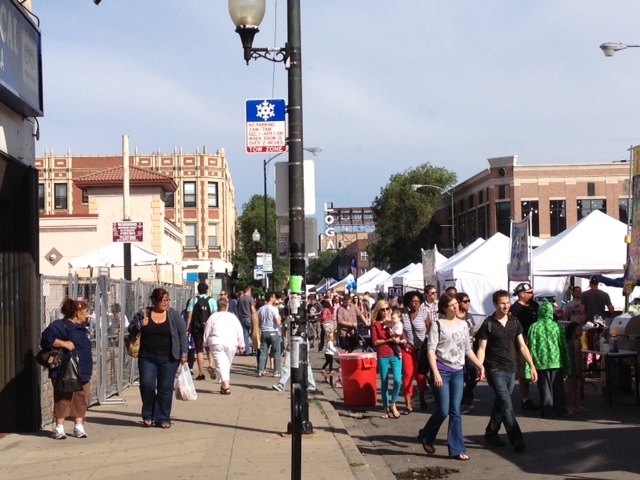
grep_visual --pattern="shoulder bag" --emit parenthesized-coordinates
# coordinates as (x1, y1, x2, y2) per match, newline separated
(55, 350, 83, 393)
(125, 308, 147, 357)
(410, 315, 430, 375)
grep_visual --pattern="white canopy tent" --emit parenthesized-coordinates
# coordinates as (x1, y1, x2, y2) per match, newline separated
(357, 270, 390, 294)
(393, 263, 424, 291)
(436, 233, 564, 316)
(328, 273, 355, 293)
(532, 210, 628, 276)
(377, 263, 418, 294)
(69, 243, 177, 268)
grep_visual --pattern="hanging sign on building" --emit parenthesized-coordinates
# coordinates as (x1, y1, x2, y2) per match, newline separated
(245, 98, 287, 154)
(112, 222, 143, 242)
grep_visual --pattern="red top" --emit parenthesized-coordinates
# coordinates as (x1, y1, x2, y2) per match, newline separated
(371, 321, 395, 358)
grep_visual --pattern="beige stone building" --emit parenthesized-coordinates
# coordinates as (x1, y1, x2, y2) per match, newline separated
(36, 147, 237, 284)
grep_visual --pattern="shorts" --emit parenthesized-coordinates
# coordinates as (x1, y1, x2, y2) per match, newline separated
(192, 331, 205, 353)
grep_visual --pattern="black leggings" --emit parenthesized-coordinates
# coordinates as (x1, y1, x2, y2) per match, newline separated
(321, 354, 335, 371)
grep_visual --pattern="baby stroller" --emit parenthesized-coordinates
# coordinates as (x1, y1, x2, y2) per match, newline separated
(357, 323, 374, 352)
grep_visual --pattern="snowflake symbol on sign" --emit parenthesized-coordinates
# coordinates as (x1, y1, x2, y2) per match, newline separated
(256, 100, 276, 121)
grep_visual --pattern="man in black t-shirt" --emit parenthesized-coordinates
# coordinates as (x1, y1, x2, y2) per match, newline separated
(510, 282, 540, 411)
(477, 289, 538, 453)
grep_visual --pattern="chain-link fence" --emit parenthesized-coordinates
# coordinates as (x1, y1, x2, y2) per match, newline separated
(40, 274, 193, 427)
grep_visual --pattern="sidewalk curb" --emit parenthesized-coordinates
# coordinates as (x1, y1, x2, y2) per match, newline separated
(315, 378, 397, 480)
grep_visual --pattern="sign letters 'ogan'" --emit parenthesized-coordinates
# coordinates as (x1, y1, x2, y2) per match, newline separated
(324, 202, 336, 250)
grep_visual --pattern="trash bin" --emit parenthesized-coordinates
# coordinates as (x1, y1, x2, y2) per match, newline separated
(340, 352, 377, 407)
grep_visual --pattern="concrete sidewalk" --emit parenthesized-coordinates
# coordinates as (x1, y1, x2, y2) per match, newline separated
(0, 354, 388, 480)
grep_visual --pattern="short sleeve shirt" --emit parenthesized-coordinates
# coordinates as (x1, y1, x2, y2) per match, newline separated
(258, 304, 280, 332)
(238, 295, 254, 318)
(478, 314, 523, 373)
(187, 295, 218, 313)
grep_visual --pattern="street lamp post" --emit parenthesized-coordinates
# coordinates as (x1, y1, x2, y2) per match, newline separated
(411, 184, 456, 254)
(600, 41, 640, 312)
(229, 1, 311, 475)
(263, 147, 321, 267)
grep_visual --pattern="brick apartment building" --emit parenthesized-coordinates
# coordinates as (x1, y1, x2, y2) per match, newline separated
(36, 147, 237, 283)
(431, 155, 630, 253)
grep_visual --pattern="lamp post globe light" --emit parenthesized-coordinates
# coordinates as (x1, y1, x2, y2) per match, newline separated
(411, 184, 456, 254)
(229, 0, 313, 464)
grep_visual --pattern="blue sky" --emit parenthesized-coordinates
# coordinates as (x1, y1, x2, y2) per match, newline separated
(36, 1, 640, 218)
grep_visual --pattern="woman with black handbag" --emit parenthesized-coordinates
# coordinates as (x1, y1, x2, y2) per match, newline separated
(401, 290, 431, 414)
(128, 288, 188, 428)
(40, 298, 92, 440)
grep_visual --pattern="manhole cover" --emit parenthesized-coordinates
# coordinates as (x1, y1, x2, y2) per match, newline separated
(395, 466, 459, 479)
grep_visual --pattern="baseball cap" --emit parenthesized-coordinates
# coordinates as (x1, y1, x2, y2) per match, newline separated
(514, 282, 533, 295)
(589, 275, 599, 285)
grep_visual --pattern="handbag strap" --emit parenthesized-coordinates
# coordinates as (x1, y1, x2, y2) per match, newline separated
(408, 313, 423, 350)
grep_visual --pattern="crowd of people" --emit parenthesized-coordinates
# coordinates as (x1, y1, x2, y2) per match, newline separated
(40, 277, 609, 458)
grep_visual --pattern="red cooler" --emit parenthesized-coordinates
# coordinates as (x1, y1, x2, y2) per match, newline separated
(340, 352, 377, 407)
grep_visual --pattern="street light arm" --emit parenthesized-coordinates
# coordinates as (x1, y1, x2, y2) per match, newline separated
(411, 184, 453, 196)
(600, 42, 640, 57)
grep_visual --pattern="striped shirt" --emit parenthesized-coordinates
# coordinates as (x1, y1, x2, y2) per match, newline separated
(401, 304, 429, 348)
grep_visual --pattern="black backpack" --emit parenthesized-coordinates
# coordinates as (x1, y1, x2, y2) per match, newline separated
(191, 296, 211, 332)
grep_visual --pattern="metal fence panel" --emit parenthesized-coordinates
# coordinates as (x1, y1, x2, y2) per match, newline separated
(39, 274, 192, 427)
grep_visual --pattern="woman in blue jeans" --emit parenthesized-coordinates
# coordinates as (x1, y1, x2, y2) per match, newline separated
(418, 293, 484, 461)
(370, 300, 404, 419)
(129, 288, 188, 428)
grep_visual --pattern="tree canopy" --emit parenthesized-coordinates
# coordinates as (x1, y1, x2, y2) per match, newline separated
(307, 250, 340, 285)
(232, 194, 288, 294)
(370, 163, 456, 271)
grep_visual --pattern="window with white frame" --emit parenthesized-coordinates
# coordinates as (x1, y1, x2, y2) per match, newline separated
(185, 224, 197, 248)
(54, 183, 68, 210)
(360, 251, 368, 261)
(184, 182, 196, 208)
(208, 223, 218, 248)
(208, 182, 219, 208)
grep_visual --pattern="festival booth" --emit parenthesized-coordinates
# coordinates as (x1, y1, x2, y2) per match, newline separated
(327, 273, 355, 293)
(393, 263, 425, 292)
(435, 238, 485, 291)
(436, 233, 510, 316)
(69, 243, 178, 283)
(376, 263, 418, 296)
(531, 210, 630, 310)
(356, 270, 391, 295)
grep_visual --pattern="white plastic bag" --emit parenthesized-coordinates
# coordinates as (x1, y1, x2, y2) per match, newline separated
(175, 363, 198, 401)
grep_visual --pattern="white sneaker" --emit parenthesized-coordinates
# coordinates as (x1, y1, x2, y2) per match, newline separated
(271, 384, 284, 392)
(73, 423, 87, 438)
(52, 424, 66, 440)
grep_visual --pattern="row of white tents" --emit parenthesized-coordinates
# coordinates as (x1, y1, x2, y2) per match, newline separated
(324, 210, 631, 317)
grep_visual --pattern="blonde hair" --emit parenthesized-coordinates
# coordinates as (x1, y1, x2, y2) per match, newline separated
(326, 331, 335, 342)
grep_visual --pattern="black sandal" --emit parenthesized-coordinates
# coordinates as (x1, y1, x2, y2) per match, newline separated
(220, 387, 231, 395)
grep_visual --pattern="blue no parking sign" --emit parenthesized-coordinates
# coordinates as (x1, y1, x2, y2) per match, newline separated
(245, 98, 287, 154)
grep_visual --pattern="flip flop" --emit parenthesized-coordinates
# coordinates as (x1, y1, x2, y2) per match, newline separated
(390, 409, 401, 419)
(422, 443, 436, 454)
(453, 454, 470, 461)
(401, 408, 413, 415)
(380, 413, 390, 419)
(143, 420, 153, 428)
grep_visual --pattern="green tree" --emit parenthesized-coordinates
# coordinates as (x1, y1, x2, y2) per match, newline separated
(370, 163, 456, 271)
(307, 250, 340, 284)
(231, 194, 288, 293)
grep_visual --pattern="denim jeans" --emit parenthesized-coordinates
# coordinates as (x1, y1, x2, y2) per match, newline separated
(258, 331, 281, 374)
(378, 355, 402, 408)
(138, 352, 181, 425)
(462, 356, 478, 406)
(277, 350, 317, 391)
(240, 316, 252, 354)
(418, 369, 466, 457)
(485, 370, 523, 444)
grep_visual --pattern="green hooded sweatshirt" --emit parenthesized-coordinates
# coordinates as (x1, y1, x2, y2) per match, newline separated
(527, 302, 571, 374)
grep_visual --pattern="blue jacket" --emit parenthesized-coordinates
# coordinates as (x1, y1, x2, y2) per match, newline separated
(128, 307, 188, 361)
(40, 318, 93, 382)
